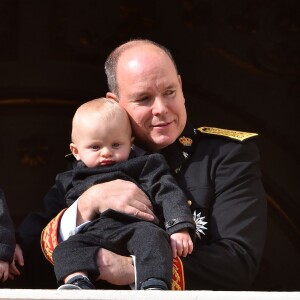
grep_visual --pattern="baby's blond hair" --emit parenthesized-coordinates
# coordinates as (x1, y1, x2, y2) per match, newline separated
(71, 97, 131, 143)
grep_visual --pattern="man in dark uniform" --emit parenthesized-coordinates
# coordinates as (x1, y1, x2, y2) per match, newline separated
(20, 39, 267, 290)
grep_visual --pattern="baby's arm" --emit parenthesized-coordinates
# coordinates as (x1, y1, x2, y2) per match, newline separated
(170, 229, 193, 258)
(0, 260, 9, 282)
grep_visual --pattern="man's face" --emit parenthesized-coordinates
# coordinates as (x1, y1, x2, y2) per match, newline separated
(116, 45, 187, 151)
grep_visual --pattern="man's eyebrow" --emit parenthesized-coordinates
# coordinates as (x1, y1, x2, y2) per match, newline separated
(129, 92, 140, 98)
(128, 91, 146, 100)
(165, 82, 177, 89)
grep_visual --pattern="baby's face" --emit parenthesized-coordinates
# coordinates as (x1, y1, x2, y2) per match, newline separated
(73, 116, 133, 168)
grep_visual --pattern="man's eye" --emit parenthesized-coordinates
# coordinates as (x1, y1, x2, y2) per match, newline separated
(137, 96, 150, 103)
(112, 143, 120, 148)
(165, 90, 175, 96)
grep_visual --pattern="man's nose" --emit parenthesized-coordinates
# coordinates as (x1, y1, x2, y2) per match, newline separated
(152, 97, 168, 115)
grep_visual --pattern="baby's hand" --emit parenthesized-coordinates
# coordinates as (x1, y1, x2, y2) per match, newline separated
(0, 260, 9, 282)
(170, 229, 193, 258)
(9, 244, 24, 280)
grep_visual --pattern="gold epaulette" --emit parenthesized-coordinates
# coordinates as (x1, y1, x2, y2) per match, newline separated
(198, 126, 258, 142)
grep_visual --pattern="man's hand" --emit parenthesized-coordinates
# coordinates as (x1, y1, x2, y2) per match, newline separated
(170, 230, 193, 258)
(77, 179, 158, 225)
(96, 248, 135, 286)
(8, 244, 24, 280)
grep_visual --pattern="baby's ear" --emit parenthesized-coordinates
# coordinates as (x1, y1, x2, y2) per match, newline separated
(106, 92, 119, 102)
(70, 143, 80, 160)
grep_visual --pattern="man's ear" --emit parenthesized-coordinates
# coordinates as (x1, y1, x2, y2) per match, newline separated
(70, 143, 80, 161)
(178, 74, 185, 103)
(178, 74, 182, 87)
(106, 92, 119, 102)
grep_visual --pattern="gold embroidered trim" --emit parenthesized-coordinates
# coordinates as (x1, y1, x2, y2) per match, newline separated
(40, 209, 67, 265)
(172, 257, 185, 290)
(198, 126, 258, 142)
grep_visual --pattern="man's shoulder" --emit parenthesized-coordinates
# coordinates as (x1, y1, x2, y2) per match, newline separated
(194, 126, 260, 160)
(197, 126, 258, 142)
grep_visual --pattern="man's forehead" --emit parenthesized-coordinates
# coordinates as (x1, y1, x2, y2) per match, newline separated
(118, 44, 166, 67)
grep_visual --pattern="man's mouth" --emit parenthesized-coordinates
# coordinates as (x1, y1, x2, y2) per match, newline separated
(152, 121, 173, 128)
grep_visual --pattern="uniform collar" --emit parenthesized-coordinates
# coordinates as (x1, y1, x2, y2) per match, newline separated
(160, 122, 199, 174)
(132, 122, 198, 174)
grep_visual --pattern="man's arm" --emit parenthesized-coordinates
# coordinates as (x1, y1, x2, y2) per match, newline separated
(43, 170, 187, 288)
(60, 179, 156, 238)
(57, 179, 154, 286)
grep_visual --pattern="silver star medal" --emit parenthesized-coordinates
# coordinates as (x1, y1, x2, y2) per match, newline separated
(193, 210, 208, 239)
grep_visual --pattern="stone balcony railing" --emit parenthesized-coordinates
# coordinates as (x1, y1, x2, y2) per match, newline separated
(0, 289, 299, 300)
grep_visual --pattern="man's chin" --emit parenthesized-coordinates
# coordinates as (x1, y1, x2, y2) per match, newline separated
(135, 133, 176, 151)
(150, 136, 176, 150)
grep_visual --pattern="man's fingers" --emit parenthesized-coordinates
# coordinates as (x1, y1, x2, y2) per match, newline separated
(124, 201, 158, 222)
(135, 210, 159, 223)
(96, 248, 135, 285)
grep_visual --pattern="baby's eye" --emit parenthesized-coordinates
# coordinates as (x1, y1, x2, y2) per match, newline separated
(112, 143, 120, 149)
(91, 145, 99, 150)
